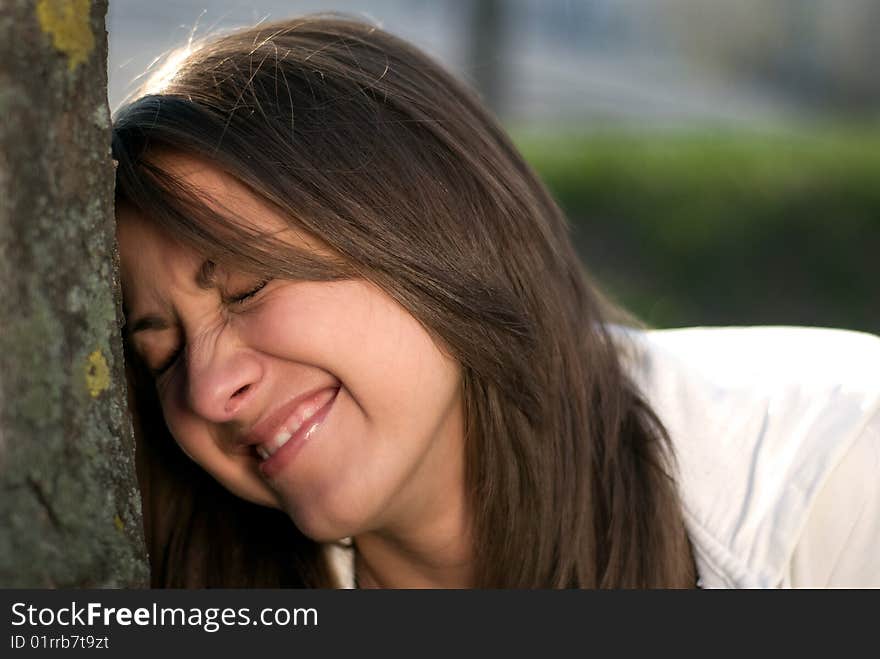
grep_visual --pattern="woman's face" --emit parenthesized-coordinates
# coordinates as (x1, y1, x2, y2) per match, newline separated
(117, 156, 465, 542)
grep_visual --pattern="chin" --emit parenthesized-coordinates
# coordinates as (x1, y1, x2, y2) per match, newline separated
(228, 480, 283, 511)
(279, 492, 373, 544)
(285, 512, 353, 544)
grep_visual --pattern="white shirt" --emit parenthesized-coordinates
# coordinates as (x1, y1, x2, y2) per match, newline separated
(619, 325, 880, 588)
(325, 326, 880, 588)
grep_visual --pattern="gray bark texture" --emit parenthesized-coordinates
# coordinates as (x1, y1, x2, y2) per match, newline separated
(0, 0, 148, 587)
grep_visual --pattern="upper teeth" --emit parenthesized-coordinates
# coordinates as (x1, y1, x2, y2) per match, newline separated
(255, 394, 332, 460)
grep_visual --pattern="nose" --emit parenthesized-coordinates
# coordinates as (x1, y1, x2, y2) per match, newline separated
(184, 329, 263, 423)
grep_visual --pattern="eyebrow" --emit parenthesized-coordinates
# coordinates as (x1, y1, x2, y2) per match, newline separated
(128, 314, 170, 335)
(196, 259, 217, 289)
(126, 259, 217, 335)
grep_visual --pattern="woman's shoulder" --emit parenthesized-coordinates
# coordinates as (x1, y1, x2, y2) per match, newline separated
(613, 324, 880, 389)
(783, 415, 880, 586)
(612, 324, 880, 587)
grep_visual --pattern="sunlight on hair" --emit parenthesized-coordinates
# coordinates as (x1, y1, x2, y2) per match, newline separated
(127, 11, 211, 103)
(140, 43, 195, 97)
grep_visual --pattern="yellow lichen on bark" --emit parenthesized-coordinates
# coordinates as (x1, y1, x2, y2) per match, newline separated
(85, 349, 110, 397)
(36, 0, 94, 71)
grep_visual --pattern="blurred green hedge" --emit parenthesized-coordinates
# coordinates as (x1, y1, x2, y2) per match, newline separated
(516, 129, 880, 333)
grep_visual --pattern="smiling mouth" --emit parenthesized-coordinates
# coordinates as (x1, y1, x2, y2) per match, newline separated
(254, 387, 339, 461)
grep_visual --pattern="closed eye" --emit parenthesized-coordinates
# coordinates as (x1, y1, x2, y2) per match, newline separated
(145, 278, 272, 377)
(229, 278, 270, 305)
(153, 345, 184, 378)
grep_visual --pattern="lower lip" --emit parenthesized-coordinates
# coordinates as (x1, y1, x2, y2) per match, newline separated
(258, 387, 340, 479)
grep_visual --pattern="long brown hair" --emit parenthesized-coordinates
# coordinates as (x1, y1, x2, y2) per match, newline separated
(113, 14, 696, 588)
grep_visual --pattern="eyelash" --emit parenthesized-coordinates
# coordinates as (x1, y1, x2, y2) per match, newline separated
(229, 278, 270, 305)
(154, 346, 183, 378)
(152, 279, 271, 377)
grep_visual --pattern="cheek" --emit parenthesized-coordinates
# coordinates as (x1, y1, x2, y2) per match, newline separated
(248, 280, 460, 423)
(157, 381, 280, 509)
(155, 376, 214, 467)
(156, 380, 202, 459)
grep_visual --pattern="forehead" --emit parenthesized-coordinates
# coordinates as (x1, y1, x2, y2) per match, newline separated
(116, 205, 205, 311)
(116, 206, 198, 269)
(116, 151, 341, 311)
(141, 151, 290, 234)
(114, 155, 241, 304)
(117, 150, 330, 259)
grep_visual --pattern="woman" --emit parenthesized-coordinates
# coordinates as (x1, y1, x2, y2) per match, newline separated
(113, 16, 880, 588)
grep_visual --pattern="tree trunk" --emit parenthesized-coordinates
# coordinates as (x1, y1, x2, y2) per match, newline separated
(0, 0, 147, 587)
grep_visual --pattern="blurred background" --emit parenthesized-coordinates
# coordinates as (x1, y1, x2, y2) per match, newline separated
(108, 0, 880, 333)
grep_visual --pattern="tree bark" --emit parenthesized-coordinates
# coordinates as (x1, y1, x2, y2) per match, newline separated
(0, 0, 147, 587)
